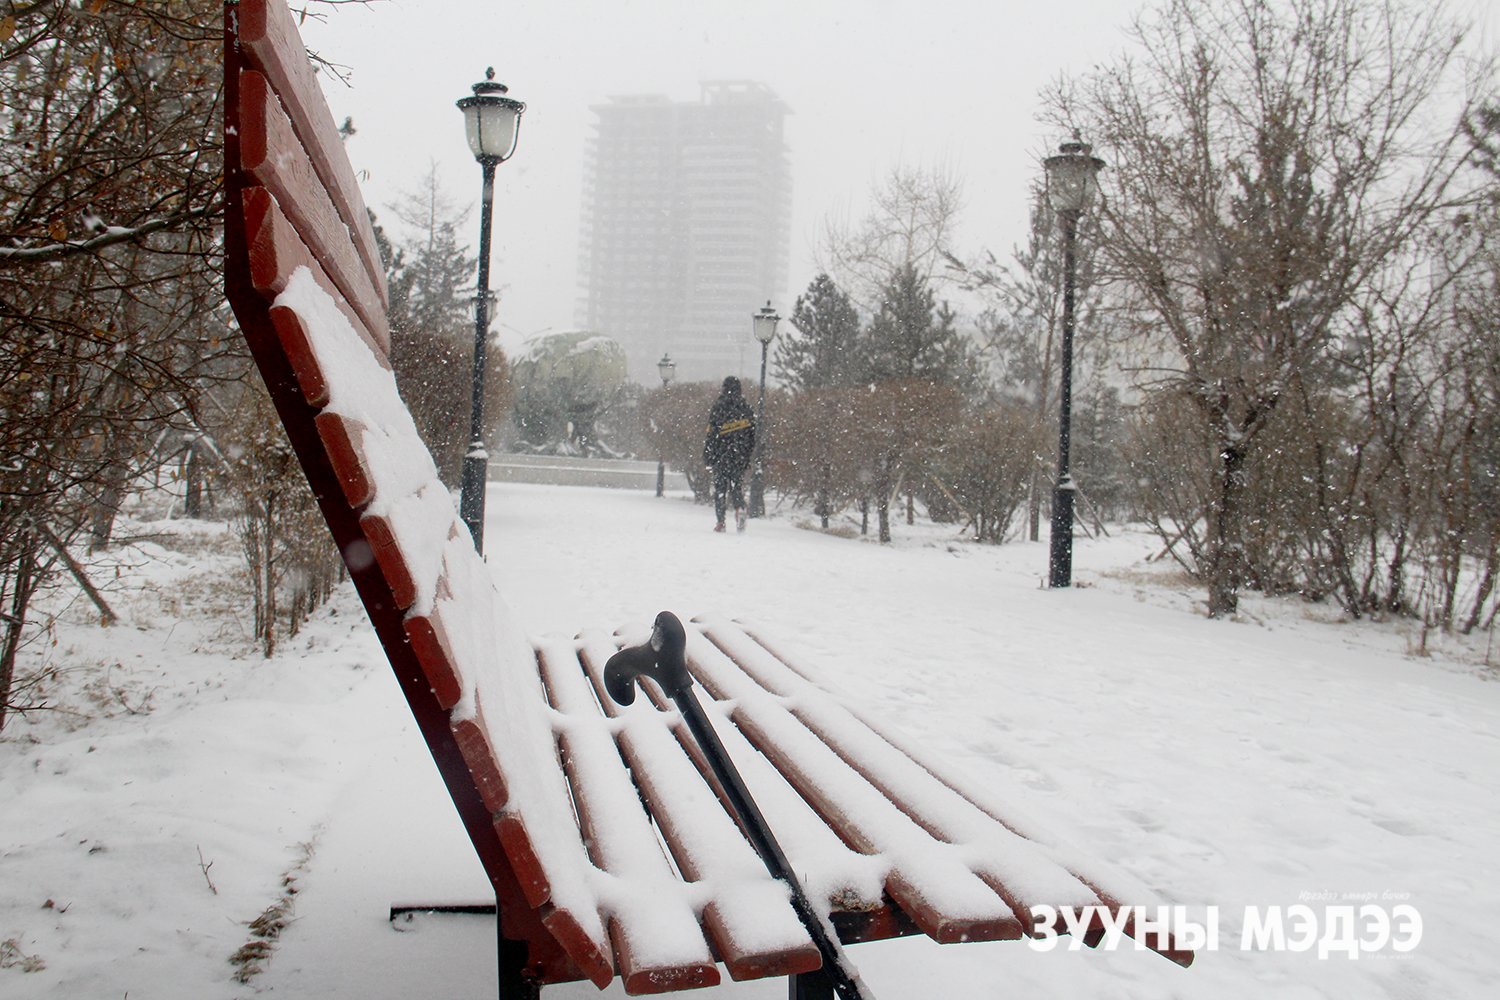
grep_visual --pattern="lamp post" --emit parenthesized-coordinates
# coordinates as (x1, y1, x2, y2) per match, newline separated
(748, 301, 779, 518)
(455, 68, 526, 555)
(1043, 137, 1105, 588)
(655, 352, 676, 497)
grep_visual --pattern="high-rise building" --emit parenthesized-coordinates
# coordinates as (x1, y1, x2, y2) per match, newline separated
(577, 82, 791, 384)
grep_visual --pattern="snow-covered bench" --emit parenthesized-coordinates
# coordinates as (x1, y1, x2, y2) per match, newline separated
(222, 1, 1193, 995)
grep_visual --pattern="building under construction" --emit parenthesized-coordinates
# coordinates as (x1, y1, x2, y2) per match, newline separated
(576, 82, 791, 384)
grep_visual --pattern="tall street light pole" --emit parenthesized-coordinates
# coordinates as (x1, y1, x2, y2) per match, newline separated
(1043, 138, 1105, 589)
(655, 352, 676, 497)
(456, 68, 526, 555)
(748, 301, 779, 518)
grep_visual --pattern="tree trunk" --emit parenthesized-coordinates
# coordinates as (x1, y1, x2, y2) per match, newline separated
(1028, 470, 1042, 542)
(89, 465, 128, 551)
(0, 536, 40, 733)
(1463, 535, 1498, 635)
(1304, 415, 1364, 617)
(876, 468, 893, 544)
(184, 438, 206, 518)
(1384, 522, 1410, 615)
(0, 607, 26, 733)
(818, 462, 831, 530)
(1206, 442, 1246, 618)
(262, 492, 277, 659)
(40, 525, 116, 625)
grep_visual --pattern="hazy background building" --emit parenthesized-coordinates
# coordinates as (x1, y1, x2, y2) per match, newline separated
(576, 82, 791, 384)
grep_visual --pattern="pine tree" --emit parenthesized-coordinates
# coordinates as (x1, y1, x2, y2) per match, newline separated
(865, 264, 977, 389)
(379, 172, 510, 486)
(775, 274, 861, 392)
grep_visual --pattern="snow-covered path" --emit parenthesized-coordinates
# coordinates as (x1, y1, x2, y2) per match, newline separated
(3, 482, 1498, 999)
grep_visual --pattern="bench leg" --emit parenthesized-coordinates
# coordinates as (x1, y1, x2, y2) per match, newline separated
(790, 969, 835, 1000)
(498, 928, 539, 1000)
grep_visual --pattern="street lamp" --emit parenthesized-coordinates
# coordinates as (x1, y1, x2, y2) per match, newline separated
(748, 301, 779, 518)
(455, 68, 526, 555)
(1043, 137, 1105, 588)
(655, 352, 676, 497)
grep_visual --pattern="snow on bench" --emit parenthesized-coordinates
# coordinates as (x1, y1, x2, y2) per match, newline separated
(222, 1, 1193, 994)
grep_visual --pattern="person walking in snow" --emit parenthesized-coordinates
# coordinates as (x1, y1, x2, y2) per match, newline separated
(702, 376, 756, 532)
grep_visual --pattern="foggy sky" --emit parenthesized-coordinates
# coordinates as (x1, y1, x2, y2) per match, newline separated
(297, 0, 1499, 375)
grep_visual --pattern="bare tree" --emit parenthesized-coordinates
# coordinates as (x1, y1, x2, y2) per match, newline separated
(0, 1, 380, 723)
(819, 162, 965, 310)
(637, 381, 721, 502)
(930, 401, 1047, 544)
(1046, 0, 1485, 616)
(0, 0, 232, 726)
(214, 382, 341, 659)
(955, 184, 1118, 541)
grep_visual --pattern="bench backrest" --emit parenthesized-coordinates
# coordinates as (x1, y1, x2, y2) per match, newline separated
(224, 0, 601, 983)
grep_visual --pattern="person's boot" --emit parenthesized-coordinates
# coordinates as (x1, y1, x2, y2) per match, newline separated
(735, 507, 747, 533)
(714, 520, 726, 533)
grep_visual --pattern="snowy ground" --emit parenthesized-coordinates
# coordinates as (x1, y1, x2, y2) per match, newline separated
(2, 482, 1498, 1000)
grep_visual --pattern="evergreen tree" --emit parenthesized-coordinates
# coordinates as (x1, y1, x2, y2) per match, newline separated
(865, 264, 977, 390)
(390, 170, 475, 343)
(379, 172, 510, 486)
(775, 274, 861, 392)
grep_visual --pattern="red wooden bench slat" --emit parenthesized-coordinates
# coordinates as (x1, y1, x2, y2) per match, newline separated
(495, 809, 618, 988)
(465, 673, 615, 988)
(404, 604, 466, 712)
(884, 872, 1022, 944)
(358, 511, 417, 610)
(313, 411, 374, 509)
(699, 624, 1102, 931)
(539, 904, 615, 990)
(735, 626, 1194, 965)
(239, 70, 391, 354)
(244, 187, 388, 362)
(604, 629, 893, 921)
(682, 637, 1026, 945)
(829, 905, 920, 946)
(611, 939, 720, 996)
(702, 926, 821, 985)
(266, 304, 330, 407)
(533, 643, 721, 992)
(450, 713, 508, 812)
(486, 856, 586, 986)
(495, 807, 557, 912)
(234, 0, 388, 312)
(573, 636, 823, 983)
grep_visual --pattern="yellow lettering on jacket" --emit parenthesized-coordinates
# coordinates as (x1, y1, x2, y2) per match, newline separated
(717, 418, 751, 436)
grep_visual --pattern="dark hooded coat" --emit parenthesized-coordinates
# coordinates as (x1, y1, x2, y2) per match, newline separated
(702, 377, 756, 472)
